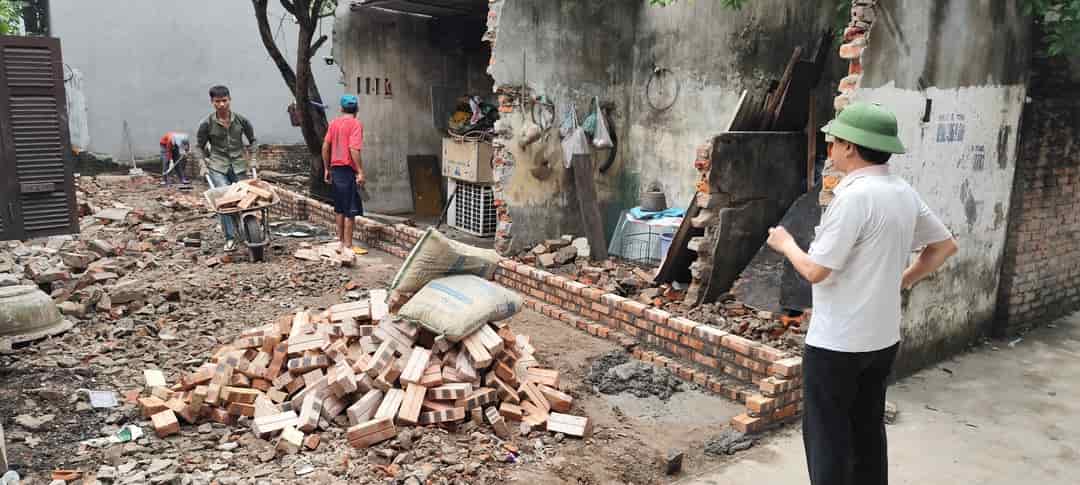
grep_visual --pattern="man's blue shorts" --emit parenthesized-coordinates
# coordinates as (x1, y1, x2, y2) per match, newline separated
(331, 166, 364, 217)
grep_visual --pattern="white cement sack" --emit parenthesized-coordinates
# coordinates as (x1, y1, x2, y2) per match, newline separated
(390, 227, 501, 294)
(398, 275, 522, 341)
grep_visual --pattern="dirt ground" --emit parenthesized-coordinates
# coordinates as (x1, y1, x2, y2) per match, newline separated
(0, 176, 747, 484)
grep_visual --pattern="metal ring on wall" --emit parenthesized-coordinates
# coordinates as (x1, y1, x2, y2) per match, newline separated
(646, 67, 679, 111)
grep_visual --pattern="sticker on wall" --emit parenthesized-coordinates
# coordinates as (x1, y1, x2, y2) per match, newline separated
(935, 113, 966, 144)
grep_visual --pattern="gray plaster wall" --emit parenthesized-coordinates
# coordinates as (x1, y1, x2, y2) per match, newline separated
(856, 0, 1030, 377)
(51, 0, 344, 158)
(488, 0, 835, 252)
(333, 4, 492, 214)
(489, 0, 641, 250)
(627, 1, 834, 209)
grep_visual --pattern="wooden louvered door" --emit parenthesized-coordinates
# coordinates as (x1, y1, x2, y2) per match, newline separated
(0, 35, 77, 241)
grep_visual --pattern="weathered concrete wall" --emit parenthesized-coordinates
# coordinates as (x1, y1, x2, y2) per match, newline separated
(334, 4, 492, 214)
(627, 1, 834, 210)
(489, 0, 641, 251)
(491, 0, 835, 253)
(51, 0, 344, 157)
(856, 0, 1029, 377)
(996, 35, 1080, 335)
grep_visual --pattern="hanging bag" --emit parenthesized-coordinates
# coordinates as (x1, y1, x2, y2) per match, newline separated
(592, 96, 613, 149)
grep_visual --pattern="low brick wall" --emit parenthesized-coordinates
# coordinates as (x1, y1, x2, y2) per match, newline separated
(269, 185, 804, 433)
(256, 144, 313, 173)
(493, 259, 803, 433)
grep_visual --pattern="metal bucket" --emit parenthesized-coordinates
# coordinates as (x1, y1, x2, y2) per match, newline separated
(0, 285, 73, 345)
(640, 190, 667, 212)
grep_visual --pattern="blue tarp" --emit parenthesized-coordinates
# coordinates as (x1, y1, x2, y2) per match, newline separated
(629, 206, 686, 220)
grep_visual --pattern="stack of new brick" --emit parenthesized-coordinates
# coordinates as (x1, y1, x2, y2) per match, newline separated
(137, 289, 591, 455)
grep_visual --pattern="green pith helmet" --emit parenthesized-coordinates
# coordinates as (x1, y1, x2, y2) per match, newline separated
(821, 102, 906, 154)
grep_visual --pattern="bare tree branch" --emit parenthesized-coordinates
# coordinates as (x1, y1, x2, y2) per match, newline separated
(254, 0, 298, 94)
(308, 34, 329, 57)
(279, 0, 298, 16)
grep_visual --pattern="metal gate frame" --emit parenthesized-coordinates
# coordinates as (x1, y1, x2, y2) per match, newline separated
(0, 35, 77, 241)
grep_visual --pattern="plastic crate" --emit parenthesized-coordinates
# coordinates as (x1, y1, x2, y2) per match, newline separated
(449, 180, 497, 237)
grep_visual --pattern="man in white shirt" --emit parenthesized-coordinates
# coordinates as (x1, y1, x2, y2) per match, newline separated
(766, 102, 958, 485)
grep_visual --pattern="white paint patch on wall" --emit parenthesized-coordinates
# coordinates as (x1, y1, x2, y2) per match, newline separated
(856, 82, 1027, 355)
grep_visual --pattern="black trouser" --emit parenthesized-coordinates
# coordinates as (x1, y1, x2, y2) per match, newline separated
(803, 342, 899, 485)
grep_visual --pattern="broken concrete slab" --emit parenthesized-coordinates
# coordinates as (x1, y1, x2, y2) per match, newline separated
(93, 208, 131, 222)
(553, 246, 577, 265)
(88, 240, 117, 257)
(107, 280, 145, 305)
(60, 252, 98, 271)
(538, 253, 556, 268)
(57, 301, 88, 319)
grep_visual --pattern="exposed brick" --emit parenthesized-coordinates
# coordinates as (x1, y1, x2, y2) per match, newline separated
(734, 355, 768, 374)
(619, 299, 649, 317)
(752, 345, 789, 363)
(563, 280, 588, 295)
(758, 376, 798, 396)
(601, 293, 628, 308)
(769, 357, 803, 378)
(745, 394, 778, 415)
(692, 352, 719, 368)
(731, 413, 765, 434)
(582, 287, 606, 302)
(497, 259, 518, 272)
(722, 334, 758, 356)
(643, 308, 671, 325)
(667, 317, 699, 335)
(591, 302, 612, 315)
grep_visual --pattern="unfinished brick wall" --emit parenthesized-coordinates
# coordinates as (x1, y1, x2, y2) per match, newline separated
(493, 259, 803, 432)
(270, 185, 804, 432)
(255, 144, 311, 173)
(995, 45, 1080, 335)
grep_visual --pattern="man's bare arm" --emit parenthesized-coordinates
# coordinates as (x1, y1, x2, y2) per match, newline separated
(902, 239, 958, 289)
(767, 227, 832, 284)
(350, 149, 362, 173)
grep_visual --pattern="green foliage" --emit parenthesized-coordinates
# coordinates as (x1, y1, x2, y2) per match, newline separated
(0, 0, 22, 36)
(1025, 0, 1080, 56)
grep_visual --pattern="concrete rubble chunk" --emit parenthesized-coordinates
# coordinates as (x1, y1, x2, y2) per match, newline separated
(88, 240, 117, 257)
(538, 253, 557, 268)
(0, 274, 18, 287)
(57, 301, 89, 318)
(60, 252, 98, 271)
(107, 280, 145, 305)
(553, 246, 577, 265)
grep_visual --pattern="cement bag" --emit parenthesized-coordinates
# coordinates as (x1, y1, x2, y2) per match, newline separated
(390, 227, 501, 294)
(398, 275, 523, 341)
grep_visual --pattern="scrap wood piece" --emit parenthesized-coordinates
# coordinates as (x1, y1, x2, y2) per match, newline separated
(374, 388, 405, 420)
(418, 407, 466, 425)
(547, 412, 593, 438)
(347, 417, 397, 449)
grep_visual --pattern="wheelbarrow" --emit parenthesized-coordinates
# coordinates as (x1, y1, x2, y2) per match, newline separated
(203, 167, 279, 262)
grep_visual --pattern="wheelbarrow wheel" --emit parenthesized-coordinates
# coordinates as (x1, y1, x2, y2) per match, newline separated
(243, 215, 266, 262)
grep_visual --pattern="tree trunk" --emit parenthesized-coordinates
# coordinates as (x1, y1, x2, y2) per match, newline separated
(253, 0, 332, 201)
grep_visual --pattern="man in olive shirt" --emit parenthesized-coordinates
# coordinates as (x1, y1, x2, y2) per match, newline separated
(195, 85, 258, 252)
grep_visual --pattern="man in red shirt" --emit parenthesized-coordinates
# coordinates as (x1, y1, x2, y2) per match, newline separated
(322, 94, 365, 256)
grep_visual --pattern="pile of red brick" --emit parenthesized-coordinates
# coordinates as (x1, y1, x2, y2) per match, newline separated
(135, 289, 591, 456)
